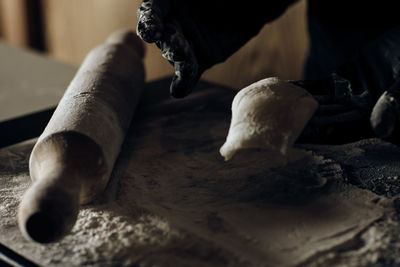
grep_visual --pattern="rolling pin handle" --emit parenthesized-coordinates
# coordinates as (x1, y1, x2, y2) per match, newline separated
(18, 171, 80, 243)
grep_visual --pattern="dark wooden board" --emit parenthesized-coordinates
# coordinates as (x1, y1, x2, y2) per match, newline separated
(0, 78, 397, 266)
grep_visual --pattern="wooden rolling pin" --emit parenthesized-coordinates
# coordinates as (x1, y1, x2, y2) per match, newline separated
(18, 29, 145, 243)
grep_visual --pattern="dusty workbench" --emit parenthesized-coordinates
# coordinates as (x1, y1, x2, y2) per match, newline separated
(2, 41, 400, 267)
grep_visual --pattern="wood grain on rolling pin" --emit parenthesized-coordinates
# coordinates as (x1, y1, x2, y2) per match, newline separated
(18, 29, 145, 243)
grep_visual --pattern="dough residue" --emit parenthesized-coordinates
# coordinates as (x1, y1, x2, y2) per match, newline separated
(220, 77, 318, 163)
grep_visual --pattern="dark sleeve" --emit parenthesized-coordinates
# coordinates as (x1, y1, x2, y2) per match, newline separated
(176, 0, 300, 67)
(305, 0, 400, 80)
(334, 25, 400, 101)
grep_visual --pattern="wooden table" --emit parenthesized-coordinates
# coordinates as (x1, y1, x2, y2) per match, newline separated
(1, 41, 400, 267)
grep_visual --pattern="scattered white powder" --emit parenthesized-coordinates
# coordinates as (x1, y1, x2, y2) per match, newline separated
(0, 89, 396, 266)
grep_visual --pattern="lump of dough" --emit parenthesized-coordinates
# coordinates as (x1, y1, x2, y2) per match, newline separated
(220, 77, 318, 161)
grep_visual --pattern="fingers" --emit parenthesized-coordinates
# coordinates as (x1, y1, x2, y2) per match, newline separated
(170, 59, 200, 98)
(290, 80, 336, 105)
(156, 21, 189, 62)
(316, 104, 353, 116)
(137, 0, 170, 43)
(293, 78, 371, 131)
(137, 1, 201, 98)
(299, 104, 371, 144)
(156, 21, 200, 98)
(311, 109, 367, 126)
(370, 91, 400, 139)
(370, 79, 400, 144)
(290, 80, 332, 96)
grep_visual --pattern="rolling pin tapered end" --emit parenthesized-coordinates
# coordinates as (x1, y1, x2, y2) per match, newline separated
(24, 210, 65, 244)
(18, 178, 80, 243)
(106, 29, 145, 58)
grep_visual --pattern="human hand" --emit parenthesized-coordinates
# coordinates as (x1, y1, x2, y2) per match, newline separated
(137, 0, 294, 98)
(295, 75, 400, 145)
(294, 74, 375, 144)
(298, 24, 400, 144)
(370, 80, 400, 145)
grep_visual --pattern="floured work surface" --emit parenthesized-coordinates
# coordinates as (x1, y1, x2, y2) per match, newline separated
(1, 82, 400, 266)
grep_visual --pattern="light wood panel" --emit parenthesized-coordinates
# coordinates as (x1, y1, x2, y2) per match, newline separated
(0, 3, 2, 37)
(203, 0, 309, 88)
(0, 0, 44, 50)
(41, 0, 171, 81)
(41, 0, 308, 88)
(0, 0, 29, 47)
